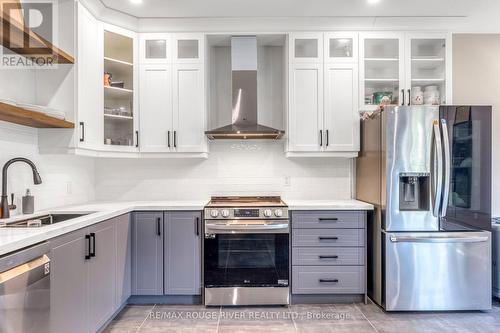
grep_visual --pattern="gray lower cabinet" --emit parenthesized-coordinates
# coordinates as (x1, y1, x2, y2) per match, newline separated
(50, 215, 129, 333)
(291, 210, 367, 297)
(116, 214, 132, 305)
(132, 212, 164, 295)
(164, 211, 202, 295)
(50, 228, 90, 333)
(88, 218, 117, 332)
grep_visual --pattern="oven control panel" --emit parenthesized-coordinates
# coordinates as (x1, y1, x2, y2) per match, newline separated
(204, 207, 289, 220)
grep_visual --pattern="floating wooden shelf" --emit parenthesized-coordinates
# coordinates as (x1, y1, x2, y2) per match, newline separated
(0, 102, 74, 128)
(0, 1, 74, 64)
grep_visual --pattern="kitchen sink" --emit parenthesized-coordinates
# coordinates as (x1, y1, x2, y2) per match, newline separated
(0, 213, 95, 228)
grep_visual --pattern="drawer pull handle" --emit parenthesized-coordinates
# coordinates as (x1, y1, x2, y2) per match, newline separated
(318, 237, 339, 241)
(318, 218, 338, 222)
(319, 279, 339, 283)
(319, 255, 339, 259)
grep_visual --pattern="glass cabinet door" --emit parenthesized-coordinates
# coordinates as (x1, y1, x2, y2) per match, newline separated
(324, 32, 358, 63)
(103, 29, 136, 147)
(407, 35, 448, 105)
(173, 34, 204, 63)
(289, 33, 323, 63)
(360, 34, 404, 109)
(139, 33, 171, 63)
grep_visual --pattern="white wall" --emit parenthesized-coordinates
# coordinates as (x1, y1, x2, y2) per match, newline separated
(94, 141, 353, 202)
(452, 34, 500, 217)
(0, 122, 95, 214)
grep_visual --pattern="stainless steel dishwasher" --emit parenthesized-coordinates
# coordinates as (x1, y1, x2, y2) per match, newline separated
(0, 242, 51, 333)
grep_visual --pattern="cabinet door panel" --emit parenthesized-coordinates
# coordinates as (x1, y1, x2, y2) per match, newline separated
(77, 3, 102, 149)
(140, 33, 171, 64)
(172, 64, 207, 153)
(405, 33, 451, 106)
(173, 33, 205, 63)
(132, 212, 164, 295)
(50, 228, 89, 333)
(164, 212, 202, 295)
(289, 33, 323, 63)
(115, 214, 132, 307)
(288, 63, 323, 152)
(359, 32, 404, 110)
(139, 65, 173, 152)
(88, 219, 116, 332)
(324, 64, 359, 152)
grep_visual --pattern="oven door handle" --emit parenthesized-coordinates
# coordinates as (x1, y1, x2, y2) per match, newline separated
(205, 223, 289, 234)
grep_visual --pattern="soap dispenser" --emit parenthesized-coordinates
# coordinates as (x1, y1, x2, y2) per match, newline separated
(22, 189, 34, 214)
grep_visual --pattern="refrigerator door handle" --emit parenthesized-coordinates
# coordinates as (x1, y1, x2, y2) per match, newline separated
(440, 119, 451, 217)
(390, 235, 489, 243)
(431, 120, 444, 217)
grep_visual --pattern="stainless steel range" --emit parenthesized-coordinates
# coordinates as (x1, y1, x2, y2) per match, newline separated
(203, 196, 289, 306)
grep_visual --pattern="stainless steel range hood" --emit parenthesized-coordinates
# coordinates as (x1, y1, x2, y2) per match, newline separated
(205, 36, 284, 140)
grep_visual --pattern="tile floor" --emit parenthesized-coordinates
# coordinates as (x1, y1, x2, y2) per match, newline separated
(104, 299, 500, 333)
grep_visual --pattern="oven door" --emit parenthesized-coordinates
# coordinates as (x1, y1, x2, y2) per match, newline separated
(204, 221, 289, 288)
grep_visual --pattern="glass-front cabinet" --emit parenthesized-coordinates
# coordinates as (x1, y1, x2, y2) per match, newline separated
(406, 33, 450, 106)
(360, 32, 451, 110)
(360, 33, 404, 110)
(103, 26, 138, 148)
(140, 33, 171, 64)
(324, 32, 358, 63)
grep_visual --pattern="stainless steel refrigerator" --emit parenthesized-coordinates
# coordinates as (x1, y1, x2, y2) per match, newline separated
(357, 105, 492, 311)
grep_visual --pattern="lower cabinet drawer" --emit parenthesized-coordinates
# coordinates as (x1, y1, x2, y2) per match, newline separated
(292, 228, 365, 247)
(292, 266, 365, 294)
(292, 247, 364, 266)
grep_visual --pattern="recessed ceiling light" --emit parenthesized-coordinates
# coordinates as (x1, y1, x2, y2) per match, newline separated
(367, 0, 381, 4)
(130, 0, 143, 4)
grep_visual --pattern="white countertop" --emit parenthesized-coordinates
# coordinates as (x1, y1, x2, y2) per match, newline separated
(0, 199, 373, 256)
(286, 199, 374, 211)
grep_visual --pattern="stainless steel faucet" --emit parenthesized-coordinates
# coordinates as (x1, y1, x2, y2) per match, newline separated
(1, 158, 42, 219)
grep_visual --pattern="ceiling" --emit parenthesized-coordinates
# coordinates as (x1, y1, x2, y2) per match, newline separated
(100, 0, 482, 18)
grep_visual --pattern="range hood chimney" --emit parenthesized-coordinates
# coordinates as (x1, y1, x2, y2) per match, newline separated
(205, 36, 284, 140)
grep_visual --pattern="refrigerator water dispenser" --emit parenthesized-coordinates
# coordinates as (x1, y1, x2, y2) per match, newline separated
(399, 173, 430, 211)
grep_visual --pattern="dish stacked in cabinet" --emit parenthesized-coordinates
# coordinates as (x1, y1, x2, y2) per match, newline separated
(291, 211, 366, 300)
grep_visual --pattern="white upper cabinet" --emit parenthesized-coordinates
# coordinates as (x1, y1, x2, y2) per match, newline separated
(102, 24, 139, 151)
(405, 33, 451, 106)
(172, 63, 207, 153)
(289, 33, 323, 63)
(324, 63, 359, 152)
(138, 33, 207, 155)
(359, 32, 405, 110)
(288, 32, 360, 157)
(173, 34, 205, 64)
(140, 33, 171, 64)
(288, 63, 324, 152)
(324, 32, 358, 63)
(139, 64, 173, 152)
(76, 3, 103, 151)
(360, 32, 451, 110)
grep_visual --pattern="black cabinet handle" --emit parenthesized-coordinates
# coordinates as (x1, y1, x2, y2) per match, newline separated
(85, 234, 91, 260)
(135, 131, 139, 148)
(195, 217, 200, 236)
(319, 255, 339, 259)
(318, 237, 339, 241)
(401, 89, 405, 106)
(319, 279, 339, 283)
(407, 89, 411, 106)
(157, 217, 161, 236)
(318, 218, 338, 222)
(173, 131, 177, 148)
(80, 122, 85, 142)
(319, 130, 323, 147)
(326, 130, 329, 147)
(168, 131, 171, 148)
(90, 233, 96, 258)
